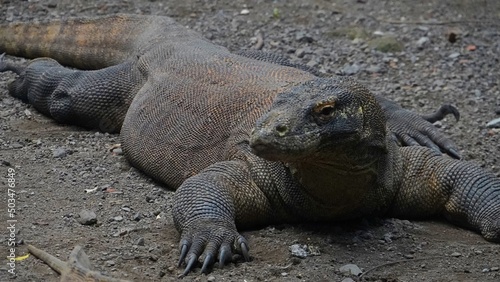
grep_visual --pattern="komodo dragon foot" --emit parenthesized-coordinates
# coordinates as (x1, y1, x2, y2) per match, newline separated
(28, 244, 130, 282)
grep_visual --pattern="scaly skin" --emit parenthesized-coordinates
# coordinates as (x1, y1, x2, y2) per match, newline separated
(1, 15, 497, 277)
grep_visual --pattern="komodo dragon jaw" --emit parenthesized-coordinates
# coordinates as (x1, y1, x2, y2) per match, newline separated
(250, 77, 387, 162)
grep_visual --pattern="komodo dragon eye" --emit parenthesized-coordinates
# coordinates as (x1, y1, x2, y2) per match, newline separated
(313, 101, 336, 119)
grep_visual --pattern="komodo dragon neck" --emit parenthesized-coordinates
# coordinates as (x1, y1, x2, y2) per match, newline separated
(284, 147, 385, 220)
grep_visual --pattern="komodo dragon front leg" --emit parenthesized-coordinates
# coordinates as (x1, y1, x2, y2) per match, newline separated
(389, 146, 500, 241)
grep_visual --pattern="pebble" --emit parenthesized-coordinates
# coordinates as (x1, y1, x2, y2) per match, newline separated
(343, 63, 361, 75)
(133, 212, 142, 221)
(448, 52, 461, 59)
(486, 117, 500, 128)
(136, 237, 145, 246)
(113, 215, 123, 222)
(450, 252, 461, 257)
(207, 276, 216, 281)
(289, 244, 321, 258)
(295, 31, 314, 43)
(53, 148, 68, 158)
(342, 278, 356, 282)
(11, 142, 23, 149)
(240, 9, 250, 15)
(339, 264, 362, 276)
(77, 209, 97, 225)
(105, 260, 116, 267)
(416, 37, 430, 49)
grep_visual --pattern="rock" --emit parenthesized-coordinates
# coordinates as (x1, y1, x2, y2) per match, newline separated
(53, 148, 68, 158)
(295, 31, 314, 43)
(136, 237, 145, 246)
(105, 260, 116, 267)
(339, 264, 362, 276)
(77, 210, 97, 225)
(342, 278, 356, 282)
(113, 215, 124, 222)
(289, 244, 321, 258)
(343, 63, 361, 75)
(240, 9, 250, 15)
(416, 37, 430, 49)
(368, 36, 404, 53)
(133, 212, 142, 221)
(365, 65, 382, 73)
(486, 117, 500, 128)
(448, 52, 460, 59)
(11, 142, 23, 149)
(450, 252, 461, 257)
(295, 48, 307, 58)
(491, 266, 499, 271)
(290, 244, 308, 258)
(207, 275, 216, 281)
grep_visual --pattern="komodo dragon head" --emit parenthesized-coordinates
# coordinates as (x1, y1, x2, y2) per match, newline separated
(250, 77, 388, 163)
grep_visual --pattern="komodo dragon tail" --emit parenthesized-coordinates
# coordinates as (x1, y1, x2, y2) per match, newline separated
(0, 15, 155, 70)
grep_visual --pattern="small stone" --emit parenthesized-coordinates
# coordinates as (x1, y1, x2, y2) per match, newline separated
(339, 264, 362, 276)
(365, 65, 381, 73)
(112, 148, 123, 155)
(11, 142, 23, 149)
(240, 9, 250, 15)
(486, 117, 500, 128)
(448, 52, 460, 59)
(105, 260, 115, 267)
(450, 252, 461, 257)
(121, 207, 131, 212)
(342, 278, 356, 282)
(77, 210, 97, 225)
(482, 268, 490, 273)
(136, 237, 145, 246)
(404, 254, 414, 259)
(207, 276, 216, 282)
(290, 244, 308, 258)
(491, 267, 499, 272)
(417, 26, 429, 32)
(281, 272, 288, 276)
(295, 48, 306, 58)
(295, 31, 314, 43)
(343, 63, 361, 75)
(53, 148, 68, 158)
(416, 37, 430, 49)
(306, 60, 319, 68)
(133, 212, 142, 221)
(113, 215, 123, 222)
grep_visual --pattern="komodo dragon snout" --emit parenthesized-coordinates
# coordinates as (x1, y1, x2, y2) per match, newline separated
(250, 77, 385, 161)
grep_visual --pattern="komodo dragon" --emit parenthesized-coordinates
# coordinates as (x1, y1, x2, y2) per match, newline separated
(1, 15, 499, 279)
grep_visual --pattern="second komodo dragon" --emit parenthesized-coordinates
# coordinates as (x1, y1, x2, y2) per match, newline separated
(1, 14, 499, 278)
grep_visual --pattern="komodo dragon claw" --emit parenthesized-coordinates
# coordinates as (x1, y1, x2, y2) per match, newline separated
(28, 244, 130, 282)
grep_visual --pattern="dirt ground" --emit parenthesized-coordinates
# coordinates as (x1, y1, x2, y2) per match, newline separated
(1, 0, 499, 281)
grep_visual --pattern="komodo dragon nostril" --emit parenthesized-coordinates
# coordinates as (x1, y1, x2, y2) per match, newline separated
(275, 124, 288, 136)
